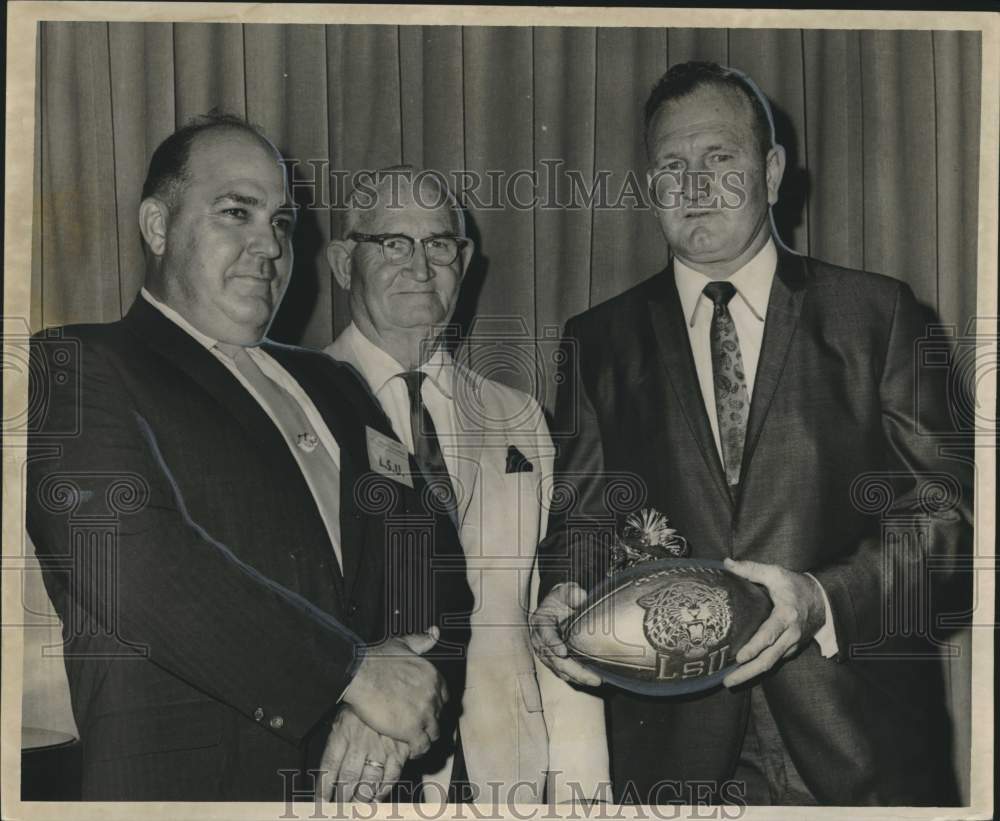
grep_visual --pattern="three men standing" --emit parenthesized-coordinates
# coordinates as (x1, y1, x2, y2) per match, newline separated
(26, 58, 971, 808)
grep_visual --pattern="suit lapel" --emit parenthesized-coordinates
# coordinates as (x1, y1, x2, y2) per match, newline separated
(450, 362, 485, 529)
(123, 299, 349, 592)
(740, 248, 808, 485)
(122, 298, 299, 477)
(647, 266, 734, 507)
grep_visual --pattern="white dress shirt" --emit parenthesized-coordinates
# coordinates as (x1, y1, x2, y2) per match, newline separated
(140, 288, 344, 567)
(672, 242, 837, 657)
(331, 323, 461, 479)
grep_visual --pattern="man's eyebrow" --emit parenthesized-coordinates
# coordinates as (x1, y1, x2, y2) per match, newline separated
(212, 192, 263, 207)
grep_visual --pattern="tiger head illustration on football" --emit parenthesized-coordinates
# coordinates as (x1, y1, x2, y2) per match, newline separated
(637, 580, 733, 660)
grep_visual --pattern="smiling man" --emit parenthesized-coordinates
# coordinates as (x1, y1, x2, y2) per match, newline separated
(26, 116, 472, 801)
(325, 168, 609, 803)
(531, 61, 970, 806)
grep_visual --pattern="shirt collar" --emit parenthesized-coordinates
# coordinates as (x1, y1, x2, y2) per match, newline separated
(673, 237, 777, 327)
(141, 287, 220, 350)
(340, 323, 455, 399)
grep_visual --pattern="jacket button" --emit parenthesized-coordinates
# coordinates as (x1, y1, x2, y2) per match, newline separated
(348, 601, 359, 615)
(269, 716, 284, 730)
(254, 707, 264, 722)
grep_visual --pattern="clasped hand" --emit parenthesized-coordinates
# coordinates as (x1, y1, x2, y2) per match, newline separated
(319, 705, 408, 802)
(323, 628, 446, 801)
(340, 627, 446, 754)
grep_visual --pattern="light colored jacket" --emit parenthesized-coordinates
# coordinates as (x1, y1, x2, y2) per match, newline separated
(327, 332, 608, 802)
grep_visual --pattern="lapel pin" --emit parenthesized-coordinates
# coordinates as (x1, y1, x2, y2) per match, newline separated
(296, 432, 319, 453)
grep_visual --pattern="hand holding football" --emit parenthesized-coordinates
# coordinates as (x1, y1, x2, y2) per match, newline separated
(561, 559, 772, 696)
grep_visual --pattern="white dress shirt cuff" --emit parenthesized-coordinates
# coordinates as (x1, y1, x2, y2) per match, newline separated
(805, 572, 838, 658)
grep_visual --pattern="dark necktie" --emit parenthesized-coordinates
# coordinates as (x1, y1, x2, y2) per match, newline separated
(703, 281, 750, 488)
(399, 370, 457, 519)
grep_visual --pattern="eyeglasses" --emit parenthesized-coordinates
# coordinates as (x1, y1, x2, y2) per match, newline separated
(349, 232, 469, 266)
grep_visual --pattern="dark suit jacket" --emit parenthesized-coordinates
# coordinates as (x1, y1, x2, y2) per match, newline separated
(538, 248, 972, 805)
(26, 297, 472, 801)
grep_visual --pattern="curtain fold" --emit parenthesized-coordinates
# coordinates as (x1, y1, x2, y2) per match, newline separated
(108, 23, 175, 307)
(591, 27, 668, 308)
(39, 22, 120, 326)
(934, 30, 982, 331)
(861, 31, 941, 309)
(461, 26, 536, 393)
(244, 24, 334, 348)
(173, 23, 246, 123)
(802, 29, 865, 270)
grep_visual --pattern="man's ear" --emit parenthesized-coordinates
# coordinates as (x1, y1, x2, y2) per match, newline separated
(326, 240, 354, 291)
(139, 197, 170, 257)
(138, 197, 169, 257)
(765, 144, 786, 206)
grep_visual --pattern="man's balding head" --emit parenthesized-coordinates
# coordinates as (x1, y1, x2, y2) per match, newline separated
(141, 113, 280, 216)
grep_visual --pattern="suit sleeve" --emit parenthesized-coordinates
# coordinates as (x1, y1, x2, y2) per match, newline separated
(530, 397, 611, 800)
(537, 317, 616, 600)
(26, 336, 364, 744)
(810, 283, 974, 661)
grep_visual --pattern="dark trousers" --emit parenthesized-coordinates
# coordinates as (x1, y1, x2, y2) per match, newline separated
(731, 688, 817, 806)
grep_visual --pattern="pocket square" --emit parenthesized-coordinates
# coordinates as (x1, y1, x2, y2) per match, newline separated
(506, 445, 534, 473)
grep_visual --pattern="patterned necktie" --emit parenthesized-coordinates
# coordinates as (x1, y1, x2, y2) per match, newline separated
(216, 343, 342, 565)
(399, 370, 457, 520)
(703, 281, 750, 488)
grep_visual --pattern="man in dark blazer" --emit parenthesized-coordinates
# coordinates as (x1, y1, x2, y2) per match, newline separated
(26, 114, 472, 801)
(531, 62, 971, 806)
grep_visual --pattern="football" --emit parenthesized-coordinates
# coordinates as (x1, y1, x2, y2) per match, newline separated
(561, 559, 772, 696)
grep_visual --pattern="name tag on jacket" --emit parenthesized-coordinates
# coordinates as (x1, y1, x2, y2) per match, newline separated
(366, 426, 414, 488)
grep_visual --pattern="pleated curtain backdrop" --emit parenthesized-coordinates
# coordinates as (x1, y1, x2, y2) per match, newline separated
(33, 24, 981, 351)
(28, 21, 981, 800)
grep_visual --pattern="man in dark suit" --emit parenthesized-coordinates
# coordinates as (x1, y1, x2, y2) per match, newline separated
(530, 61, 971, 806)
(26, 114, 472, 802)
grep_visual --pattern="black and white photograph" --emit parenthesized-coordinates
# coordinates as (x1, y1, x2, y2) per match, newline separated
(2, 3, 996, 819)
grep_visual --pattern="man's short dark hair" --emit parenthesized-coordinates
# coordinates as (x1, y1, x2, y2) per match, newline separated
(140, 112, 271, 211)
(643, 61, 775, 159)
